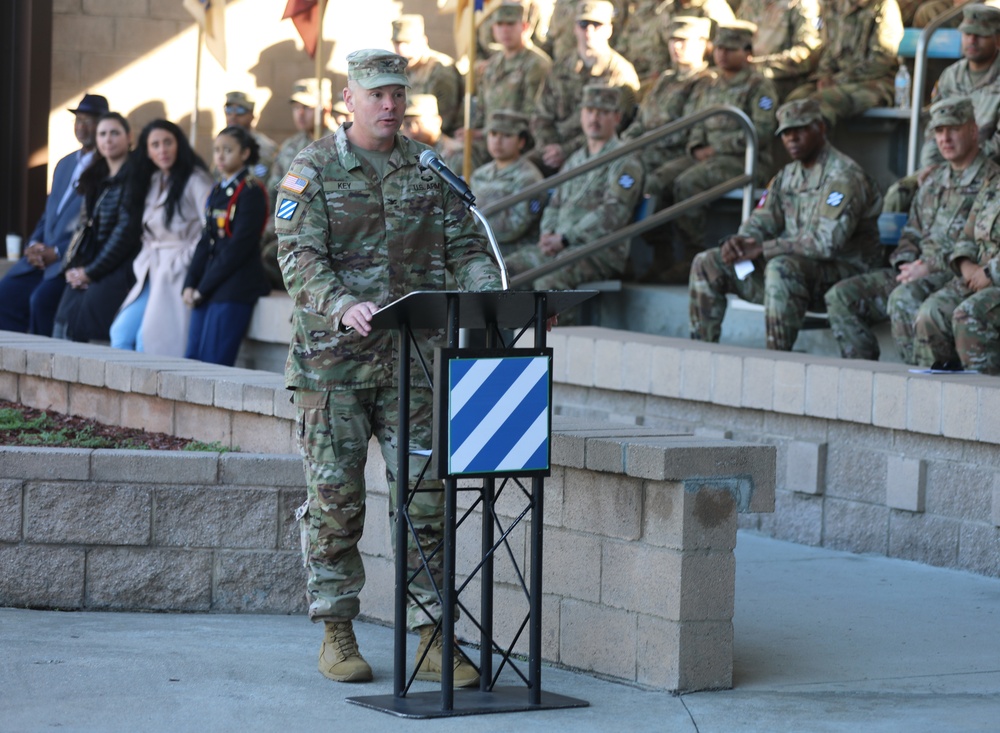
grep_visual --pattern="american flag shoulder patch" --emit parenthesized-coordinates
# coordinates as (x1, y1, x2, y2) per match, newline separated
(281, 173, 309, 194)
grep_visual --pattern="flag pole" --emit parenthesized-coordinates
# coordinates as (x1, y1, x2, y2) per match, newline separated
(192, 23, 203, 149)
(462, 3, 476, 181)
(314, 0, 326, 140)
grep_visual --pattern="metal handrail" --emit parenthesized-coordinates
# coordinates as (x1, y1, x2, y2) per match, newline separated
(478, 104, 760, 288)
(908, 4, 967, 174)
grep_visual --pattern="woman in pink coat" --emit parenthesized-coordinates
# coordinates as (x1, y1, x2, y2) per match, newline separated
(110, 119, 213, 357)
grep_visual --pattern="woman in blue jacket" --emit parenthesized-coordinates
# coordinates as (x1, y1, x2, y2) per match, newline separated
(182, 126, 271, 365)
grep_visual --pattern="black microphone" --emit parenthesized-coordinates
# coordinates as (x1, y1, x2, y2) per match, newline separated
(419, 149, 476, 207)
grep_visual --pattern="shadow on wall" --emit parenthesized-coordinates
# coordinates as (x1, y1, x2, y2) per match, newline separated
(249, 39, 341, 137)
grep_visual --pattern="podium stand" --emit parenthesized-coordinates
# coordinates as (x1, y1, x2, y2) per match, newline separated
(347, 290, 593, 718)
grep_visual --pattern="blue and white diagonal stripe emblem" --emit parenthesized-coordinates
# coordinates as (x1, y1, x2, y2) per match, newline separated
(276, 199, 298, 220)
(448, 356, 550, 474)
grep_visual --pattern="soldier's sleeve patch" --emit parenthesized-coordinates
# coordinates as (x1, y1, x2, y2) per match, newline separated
(281, 173, 310, 195)
(530, 198, 542, 213)
(756, 189, 768, 208)
(618, 173, 636, 189)
(820, 182, 854, 218)
(759, 96, 774, 111)
(826, 191, 845, 207)
(253, 163, 269, 178)
(276, 198, 299, 221)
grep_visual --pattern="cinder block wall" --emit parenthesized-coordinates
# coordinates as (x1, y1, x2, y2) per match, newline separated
(547, 327, 1000, 579)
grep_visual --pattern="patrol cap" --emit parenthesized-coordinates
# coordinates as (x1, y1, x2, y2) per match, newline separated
(392, 14, 425, 42)
(958, 4, 1000, 36)
(581, 84, 621, 111)
(289, 78, 332, 108)
(576, 0, 615, 25)
(929, 95, 976, 128)
(346, 49, 411, 89)
(404, 93, 440, 117)
(774, 98, 824, 135)
(486, 109, 531, 135)
(332, 99, 350, 116)
(714, 20, 757, 50)
(667, 16, 712, 40)
(494, 2, 526, 23)
(225, 91, 255, 113)
(68, 93, 109, 116)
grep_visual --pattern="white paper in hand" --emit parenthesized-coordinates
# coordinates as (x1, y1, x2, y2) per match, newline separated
(734, 259, 755, 281)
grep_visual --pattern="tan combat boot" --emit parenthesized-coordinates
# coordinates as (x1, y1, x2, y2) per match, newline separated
(414, 624, 480, 687)
(318, 620, 373, 683)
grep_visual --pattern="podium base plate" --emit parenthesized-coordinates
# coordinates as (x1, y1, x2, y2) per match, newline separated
(346, 686, 589, 718)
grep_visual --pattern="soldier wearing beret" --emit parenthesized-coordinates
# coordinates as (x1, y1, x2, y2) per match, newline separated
(275, 48, 500, 688)
(827, 97, 1000, 363)
(224, 91, 278, 180)
(508, 84, 645, 293)
(470, 110, 546, 255)
(690, 98, 883, 351)
(392, 15, 465, 135)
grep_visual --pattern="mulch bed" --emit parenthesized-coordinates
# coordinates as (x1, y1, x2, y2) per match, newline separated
(0, 399, 199, 451)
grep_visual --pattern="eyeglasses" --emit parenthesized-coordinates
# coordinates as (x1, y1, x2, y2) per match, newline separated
(577, 20, 603, 29)
(225, 104, 251, 116)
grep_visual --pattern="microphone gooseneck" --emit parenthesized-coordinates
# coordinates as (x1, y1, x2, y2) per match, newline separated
(419, 149, 476, 207)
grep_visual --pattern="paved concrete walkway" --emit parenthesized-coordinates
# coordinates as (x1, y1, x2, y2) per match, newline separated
(2, 531, 998, 732)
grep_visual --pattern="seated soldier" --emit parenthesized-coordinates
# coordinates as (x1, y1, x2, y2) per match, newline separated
(402, 93, 446, 152)
(884, 4, 1000, 214)
(737, 0, 822, 101)
(784, 0, 904, 129)
(531, 0, 640, 175)
(826, 97, 999, 363)
(507, 85, 645, 291)
(392, 15, 464, 135)
(689, 99, 883, 351)
(641, 21, 779, 283)
(470, 110, 546, 257)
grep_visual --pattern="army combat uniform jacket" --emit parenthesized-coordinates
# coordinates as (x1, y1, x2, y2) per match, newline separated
(274, 125, 501, 391)
(921, 55, 1000, 166)
(471, 44, 553, 129)
(470, 157, 546, 252)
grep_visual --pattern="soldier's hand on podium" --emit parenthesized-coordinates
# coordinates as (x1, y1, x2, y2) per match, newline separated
(342, 301, 378, 336)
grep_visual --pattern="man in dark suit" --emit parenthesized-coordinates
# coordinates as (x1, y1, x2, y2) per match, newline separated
(0, 93, 109, 336)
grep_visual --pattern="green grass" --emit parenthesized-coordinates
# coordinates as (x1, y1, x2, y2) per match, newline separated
(183, 440, 237, 453)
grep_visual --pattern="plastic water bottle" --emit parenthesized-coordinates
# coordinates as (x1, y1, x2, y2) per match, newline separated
(894, 60, 911, 109)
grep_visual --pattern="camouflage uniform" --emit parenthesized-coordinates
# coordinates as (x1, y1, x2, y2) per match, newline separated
(545, 0, 630, 61)
(691, 124, 883, 350)
(913, 184, 1000, 372)
(738, 0, 822, 99)
(471, 157, 547, 254)
(407, 51, 465, 135)
(616, 0, 672, 85)
(275, 119, 501, 627)
(656, 0, 737, 42)
(472, 43, 553, 129)
(785, 0, 904, 128)
(505, 132, 645, 287)
(826, 150, 999, 361)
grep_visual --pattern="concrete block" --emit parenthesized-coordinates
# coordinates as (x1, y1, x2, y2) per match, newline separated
(0, 480, 22, 541)
(51, 352, 79, 382)
(561, 467, 642, 540)
(149, 0, 195, 20)
(823, 441, 886, 505)
(559, 599, 637, 681)
(24, 349, 53, 378)
(0, 447, 91, 480)
(91, 450, 219, 485)
(772, 359, 806, 415)
(68, 384, 122, 426)
(19, 376, 68, 413)
(823, 498, 889, 555)
(680, 349, 712, 401)
(119, 393, 174, 434)
(214, 379, 245, 411)
(548, 331, 569, 383)
(837, 367, 873, 423)
(994, 477, 1000, 528)
(0, 372, 17, 401)
(184, 375, 216, 406)
(24, 483, 152, 545)
(602, 541, 682, 618)
(886, 456, 925, 512)
(0, 545, 85, 608)
(979, 386, 1000, 444)
(273, 389, 297, 421)
(356, 553, 395, 624)
(551, 432, 586, 468)
(888, 511, 959, 568)
(84, 0, 150, 16)
(565, 333, 595, 386)
(78, 356, 107, 386)
(113, 17, 182, 54)
(757, 489, 823, 546)
(741, 356, 774, 411)
(621, 340, 653, 393)
(785, 440, 826, 495)
(941, 382, 979, 441)
(925, 460, 994, 522)
(86, 547, 212, 611)
(906, 377, 942, 435)
(593, 336, 623, 390)
(636, 615, 682, 690)
(957, 523, 1000, 578)
(213, 551, 306, 613)
(584, 437, 626, 473)
(357, 494, 393, 561)
(220, 453, 305, 487)
(804, 363, 839, 419)
(105, 361, 133, 392)
(243, 383, 277, 416)
(710, 353, 743, 407)
(649, 343, 682, 398)
(158, 371, 187, 401)
(679, 552, 735, 621)
(153, 487, 277, 549)
(543, 467, 565, 527)
(540, 527, 602, 602)
(675, 620, 734, 692)
(278, 487, 307, 551)
(231, 413, 295, 454)
(174, 403, 232, 446)
(1, 345, 26, 373)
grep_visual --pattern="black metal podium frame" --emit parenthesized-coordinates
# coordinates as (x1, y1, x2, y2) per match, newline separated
(346, 290, 593, 718)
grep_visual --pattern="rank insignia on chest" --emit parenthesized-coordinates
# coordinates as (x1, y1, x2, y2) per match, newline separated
(826, 191, 845, 207)
(276, 199, 298, 220)
(759, 96, 774, 111)
(281, 173, 310, 194)
(618, 174, 635, 189)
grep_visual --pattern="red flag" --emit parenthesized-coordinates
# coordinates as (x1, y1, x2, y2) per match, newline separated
(283, 0, 321, 58)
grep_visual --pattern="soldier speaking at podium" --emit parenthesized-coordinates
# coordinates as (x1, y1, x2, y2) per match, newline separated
(274, 49, 501, 687)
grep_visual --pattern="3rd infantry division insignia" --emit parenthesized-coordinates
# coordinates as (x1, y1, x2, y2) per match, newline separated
(826, 191, 845, 207)
(618, 174, 635, 189)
